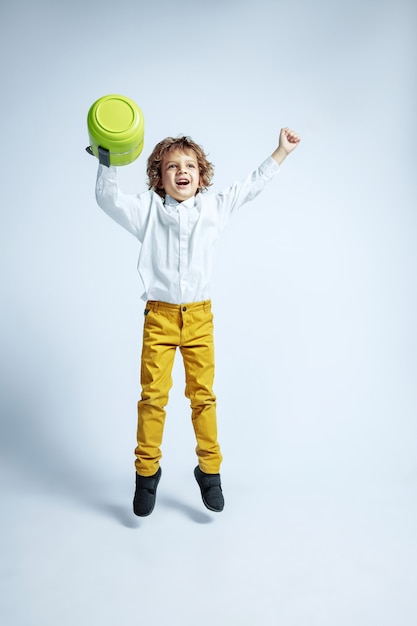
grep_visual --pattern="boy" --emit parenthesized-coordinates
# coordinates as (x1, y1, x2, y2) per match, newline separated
(95, 127, 300, 516)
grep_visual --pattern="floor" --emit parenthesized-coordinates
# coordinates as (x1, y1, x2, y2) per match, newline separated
(2, 456, 416, 626)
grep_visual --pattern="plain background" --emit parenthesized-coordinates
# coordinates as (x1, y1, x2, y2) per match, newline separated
(1, 0, 416, 624)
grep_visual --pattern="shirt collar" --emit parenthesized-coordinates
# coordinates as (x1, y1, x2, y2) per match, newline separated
(164, 194, 196, 210)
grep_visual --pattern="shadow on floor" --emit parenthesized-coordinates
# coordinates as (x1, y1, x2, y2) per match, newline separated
(159, 495, 214, 524)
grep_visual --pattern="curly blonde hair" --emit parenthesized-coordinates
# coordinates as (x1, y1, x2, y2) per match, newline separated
(147, 136, 214, 199)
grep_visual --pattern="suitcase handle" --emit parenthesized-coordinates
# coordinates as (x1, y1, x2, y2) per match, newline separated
(85, 145, 110, 167)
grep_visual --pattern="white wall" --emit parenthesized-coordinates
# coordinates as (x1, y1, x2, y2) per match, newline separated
(2, 0, 416, 485)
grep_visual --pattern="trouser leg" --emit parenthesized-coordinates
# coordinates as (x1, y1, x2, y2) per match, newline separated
(180, 303, 222, 474)
(135, 306, 177, 476)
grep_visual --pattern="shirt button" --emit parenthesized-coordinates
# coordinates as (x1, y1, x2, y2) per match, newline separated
(182, 306, 187, 312)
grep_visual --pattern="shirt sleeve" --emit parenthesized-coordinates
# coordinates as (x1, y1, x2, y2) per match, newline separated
(95, 164, 151, 241)
(214, 156, 280, 231)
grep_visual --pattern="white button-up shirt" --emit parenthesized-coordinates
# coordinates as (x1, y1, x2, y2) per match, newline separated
(95, 156, 280, 304)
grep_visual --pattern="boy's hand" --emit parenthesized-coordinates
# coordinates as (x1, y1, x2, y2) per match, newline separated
(279, 127, 300, 153)
(272, 127, 301, 165)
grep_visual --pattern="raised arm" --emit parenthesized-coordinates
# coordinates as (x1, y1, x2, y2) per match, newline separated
(95, 164, 151, 240)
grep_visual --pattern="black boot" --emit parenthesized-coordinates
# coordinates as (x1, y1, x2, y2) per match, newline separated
(194, 466, 224, 512)
(133, 467, 161, 517)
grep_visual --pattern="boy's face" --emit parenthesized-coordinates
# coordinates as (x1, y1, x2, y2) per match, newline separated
(159, 148, 201, 202)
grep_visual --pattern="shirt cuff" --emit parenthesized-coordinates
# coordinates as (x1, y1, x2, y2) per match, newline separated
(98, 163, 118, 178)
(259, 156, 280, 179)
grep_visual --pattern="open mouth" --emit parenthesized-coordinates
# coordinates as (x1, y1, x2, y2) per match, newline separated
(176, 179, 190, 187)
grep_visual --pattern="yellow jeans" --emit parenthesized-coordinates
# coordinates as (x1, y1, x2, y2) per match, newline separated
(135, 300, 222, 476)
